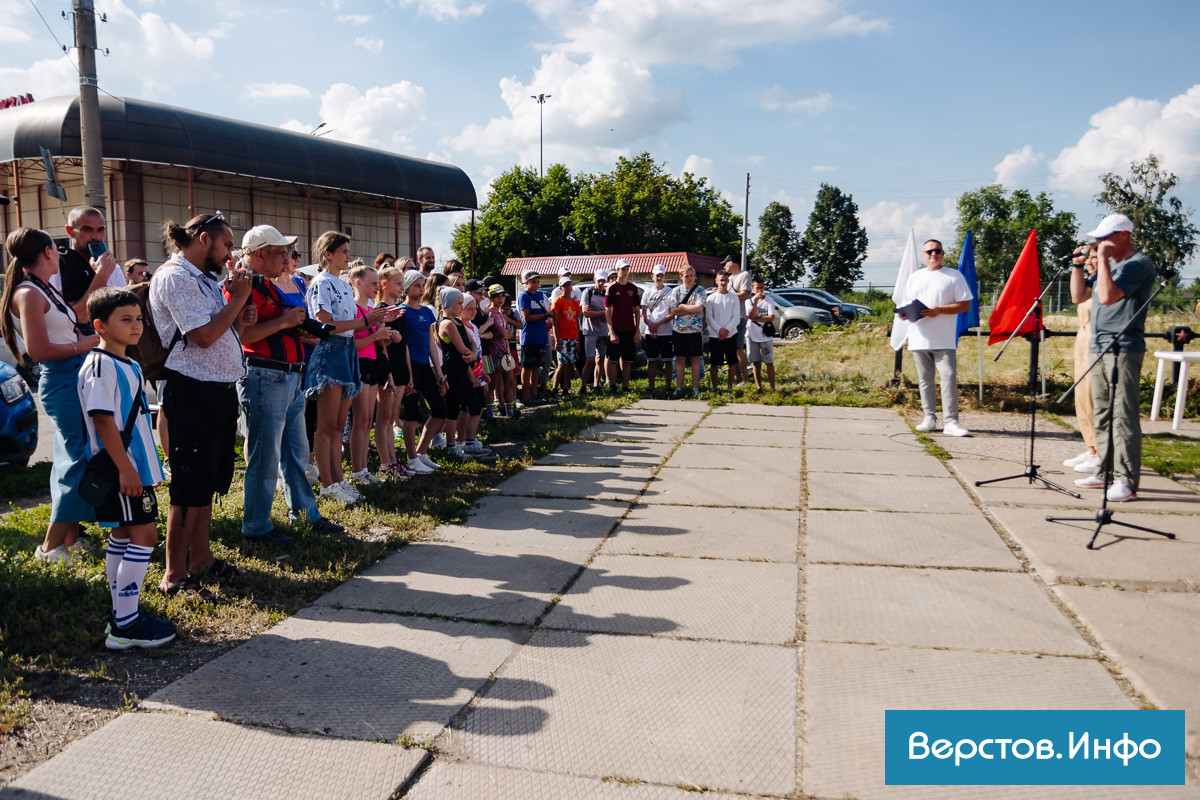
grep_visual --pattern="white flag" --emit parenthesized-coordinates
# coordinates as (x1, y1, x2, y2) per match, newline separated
(889, 229, 920, 351)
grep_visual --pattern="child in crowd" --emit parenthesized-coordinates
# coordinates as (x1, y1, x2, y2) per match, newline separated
(375, 265, 420, 478)
(579, 270, 613, 393)
(485, 285, 515, 417)
(550, 275, 581, 397)
(436, 287, 479, 458)
(304, 232, 399, 504)
(745, 276, 776, 391)
(641, 264, 676, 395)
(458, 294, 492, 458)
(705, 271, 740, 391)
(348, 264, 401, 485)
(669, 265, 706, 397)
(516, 270, 552, 402)
(76, 288, 174, 649)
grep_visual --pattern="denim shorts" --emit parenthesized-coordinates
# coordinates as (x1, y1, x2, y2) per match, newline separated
(304, 334, 361, 399)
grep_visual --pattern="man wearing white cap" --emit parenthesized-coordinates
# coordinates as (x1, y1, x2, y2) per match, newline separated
(1072, 213, 1156, 502)
(236, 225, 343, 542)
(641, 263, 676, 394)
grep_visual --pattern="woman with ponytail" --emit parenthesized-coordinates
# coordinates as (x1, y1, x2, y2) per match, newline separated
(1, 228, 101, 560)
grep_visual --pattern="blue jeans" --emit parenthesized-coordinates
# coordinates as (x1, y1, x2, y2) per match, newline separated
(39, 356, 95, 524)
(238, 366, 319, 536)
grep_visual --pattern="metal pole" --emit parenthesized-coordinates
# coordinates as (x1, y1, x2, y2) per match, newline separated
(74, 0, 105, 212)
(470, 209, 476, 275)
(530, 93, 551, 177)
(741, 173, 750, 270)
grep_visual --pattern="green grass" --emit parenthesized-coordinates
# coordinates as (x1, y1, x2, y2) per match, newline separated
(0, 461, 53, 503)
(1143, 433, 1200, 480)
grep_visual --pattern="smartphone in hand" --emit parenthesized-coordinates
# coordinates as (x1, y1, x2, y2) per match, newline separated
(88, 241, 108, 259)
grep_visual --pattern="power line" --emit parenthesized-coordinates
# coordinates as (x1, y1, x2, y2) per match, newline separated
(25, 0, 124, 104)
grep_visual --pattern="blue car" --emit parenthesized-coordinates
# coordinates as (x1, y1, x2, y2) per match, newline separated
(0, 361, 38, 468)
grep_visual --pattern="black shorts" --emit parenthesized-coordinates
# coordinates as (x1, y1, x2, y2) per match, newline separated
(521, 343, 546, 368)
(613, 330, 637, 362)
(359, 356, 390, 387)
(708, 337, 738, 367)
(163, 371, 237, 507)
(97, 486, 159, 528)
(411, 362, 447, 420)
(444, 368, 482, 418)
(674, 332, 703, 359)
(398, 389, 421, 423)
(644, 335, 674, 361)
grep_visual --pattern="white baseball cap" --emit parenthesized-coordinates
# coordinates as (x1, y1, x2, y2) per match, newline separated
(614, 258, 631, 270)
(558, 265, 571, 277)
(242, 224, 297, 252)
(1086, 213, 1134, 240)
(651, 263, 666, 276)
(594, 268, 610, 281)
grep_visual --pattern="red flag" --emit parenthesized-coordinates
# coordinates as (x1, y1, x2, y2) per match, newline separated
(987, 230, 1044, 345)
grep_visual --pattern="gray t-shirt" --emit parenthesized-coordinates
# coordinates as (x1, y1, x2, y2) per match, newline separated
(1090, 251, 1156, 354)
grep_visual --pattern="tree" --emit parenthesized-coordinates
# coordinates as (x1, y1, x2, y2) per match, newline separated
(449, 164, 581, 275)
(1096, 153, 1198, 286)
(750, 201, 803, 287)
(798, 184, 869, 294)
(955, 185, 1077, 290)
(567, 153, 741, 255)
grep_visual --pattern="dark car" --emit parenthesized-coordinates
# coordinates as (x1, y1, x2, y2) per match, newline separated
(776, 288, 871, 323)
(0, 360, 38, 468)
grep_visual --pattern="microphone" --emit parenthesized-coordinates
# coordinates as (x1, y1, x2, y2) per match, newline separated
(1060, 248, 1090, 264)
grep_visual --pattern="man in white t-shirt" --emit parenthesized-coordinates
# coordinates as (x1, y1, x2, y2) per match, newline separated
(641, 263, 676, 394)
(724, 255, 752, 384)
(905, 239, 973, 437)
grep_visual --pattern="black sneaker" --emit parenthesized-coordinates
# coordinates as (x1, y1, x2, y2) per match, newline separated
(244, 528, 295, 546)
(106, 613, 177, 650)
(309, 517, 345, 535)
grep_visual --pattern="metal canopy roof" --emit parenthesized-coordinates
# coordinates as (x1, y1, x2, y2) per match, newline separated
(0, 95, 477, 211)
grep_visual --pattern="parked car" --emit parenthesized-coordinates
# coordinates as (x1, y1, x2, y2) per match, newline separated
(764, 292, 834, 338)
(0, 360, 38, 468)
(776, 287, 871, 323)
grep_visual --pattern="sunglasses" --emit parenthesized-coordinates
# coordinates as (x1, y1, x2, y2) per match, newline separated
(924, 248, 944, 255)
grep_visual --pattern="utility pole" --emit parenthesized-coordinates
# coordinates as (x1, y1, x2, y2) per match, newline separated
(530, 93, 551, 177)
(74, 0, 105, 212)
(741, 173, 750, 270)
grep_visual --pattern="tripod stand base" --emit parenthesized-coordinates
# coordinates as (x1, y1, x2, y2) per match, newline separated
(976, 464, 1082, 499)
(1045, 509, 1177, 550)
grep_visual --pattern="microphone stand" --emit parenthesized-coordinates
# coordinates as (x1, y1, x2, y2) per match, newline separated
(974, 260, 1079, 498)
(1046, 280, 1176, 549)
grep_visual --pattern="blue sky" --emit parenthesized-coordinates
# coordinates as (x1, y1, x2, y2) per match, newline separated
(2, 0, 1198, 286)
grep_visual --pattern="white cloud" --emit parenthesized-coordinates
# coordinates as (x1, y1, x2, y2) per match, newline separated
(812, 164, 838, 173)
(681, 155, 713, 181)
(0, 25, 30, 44)
(544, 0, 888, 66)
(390, 0, 486, 21)
(449, 51, 687, 165)
(355, 36, 385, 54)
(0, 57, 79, 104)
(758, 86, 833, 115)
(245, 82, 312, 102)
(992, 144, 1045, 187)
(1049, 84, 1200, 193)
(279, 119, 312, 135)
(317, 81, 427, 151)
(859, 198, 958, 284)
(337, 14, 373, 24)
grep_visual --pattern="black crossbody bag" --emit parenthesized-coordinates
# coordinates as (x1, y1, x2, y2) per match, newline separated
(78, 393, 144, 508)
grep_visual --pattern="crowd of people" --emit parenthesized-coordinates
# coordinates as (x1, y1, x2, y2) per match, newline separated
(1, 206, 788, 651)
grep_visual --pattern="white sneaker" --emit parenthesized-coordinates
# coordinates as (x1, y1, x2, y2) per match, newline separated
(338, 480, 362, 501)
(463, 439, 492, 456)
(1106, 480, 1137, 502)
(1073, 455, 1103, 473)
(943, 421, 969, 437)
(430, 434, 447, 450)
(319, 483, 348, 502)
(915, 416, 937, 432)
(407, 457, 434, 474)
(34, 544, 71, 563)
(351, 470, 384, 486)
(449, 444, 474, 460)
(1062, 450, 1091, 468)
(418, 454, 440, 470)
(305, 461, 321, 484)
(1074, 474, 1106, 489)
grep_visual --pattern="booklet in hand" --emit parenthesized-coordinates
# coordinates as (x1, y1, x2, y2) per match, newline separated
(895, 298, 928, 322)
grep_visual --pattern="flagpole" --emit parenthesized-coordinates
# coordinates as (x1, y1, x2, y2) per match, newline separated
(977, 328, 983, 402)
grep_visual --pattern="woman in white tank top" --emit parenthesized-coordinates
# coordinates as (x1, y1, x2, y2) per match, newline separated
(1, 227, 101, 561)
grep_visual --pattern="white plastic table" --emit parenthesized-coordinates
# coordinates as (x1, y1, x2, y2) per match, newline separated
(1149, 350, 1200, 430)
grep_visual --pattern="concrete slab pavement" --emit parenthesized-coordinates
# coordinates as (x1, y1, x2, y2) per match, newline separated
(710, 402, 807, 416)
(665, 441, 803, 471)
(603, 503, 799, 561)
(405, 761, 746, 799)
(702, 413, 805, 431)
(641, 465, 800, 509)
(685, 425, 805, 448)
(535, 439, 673, 468)
(806, 447, 947, 476)
(0, 713, 427, 800)
(807, 429, 923, 452)
(489, 464, 653, 502)
(577, 423, 691, 442)
(431, 495, 628, 553)
(807, 509, 1020, 569)
(807, 472, 978, 513)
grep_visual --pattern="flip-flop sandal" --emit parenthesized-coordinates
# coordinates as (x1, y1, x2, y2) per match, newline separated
(160, 576, 215, 601)
(204, 558, 248, 579)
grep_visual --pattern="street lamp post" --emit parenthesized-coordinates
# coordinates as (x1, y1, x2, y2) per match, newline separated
(530, 93, 551, 177)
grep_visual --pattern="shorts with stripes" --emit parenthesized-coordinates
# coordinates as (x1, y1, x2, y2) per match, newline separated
(96, 486, 159, 528)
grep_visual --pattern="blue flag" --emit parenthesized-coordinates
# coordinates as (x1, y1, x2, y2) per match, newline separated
(956, 229, 980, 340)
